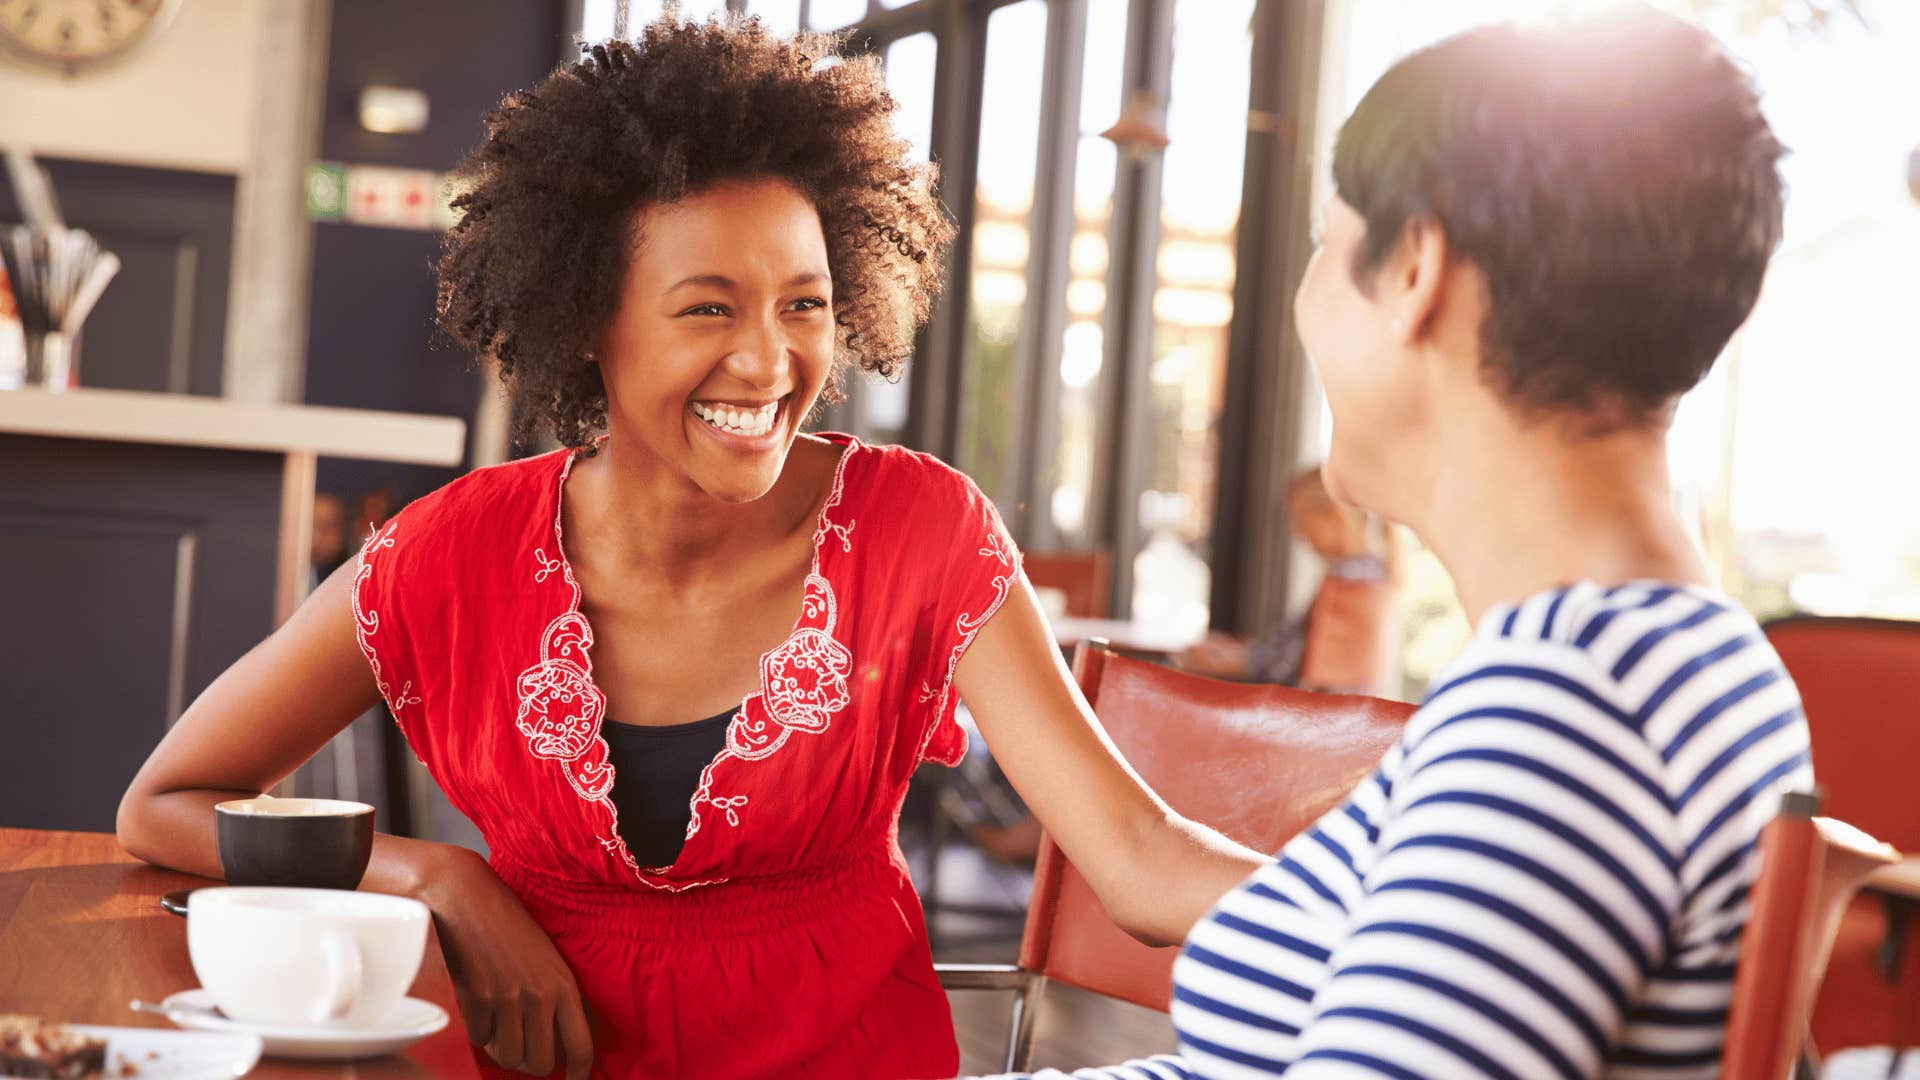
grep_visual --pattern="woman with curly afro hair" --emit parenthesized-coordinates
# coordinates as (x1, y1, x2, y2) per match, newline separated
(118, 16, 1264, 1079)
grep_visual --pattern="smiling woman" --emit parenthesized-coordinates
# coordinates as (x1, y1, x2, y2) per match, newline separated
(113, 14, 1267, 1080)
(433, 23, 949, 453)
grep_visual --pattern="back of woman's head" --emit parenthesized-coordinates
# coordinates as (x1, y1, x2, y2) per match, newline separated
(1333, 7, 1785, 429)
(436, 17, 952, 448)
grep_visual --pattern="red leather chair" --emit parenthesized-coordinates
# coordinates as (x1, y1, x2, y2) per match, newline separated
(1023, 550, 1114, 619)
(1765, 616, 1920, 1052)
(1724, 791, 1900, 1079)
(938, 641, 1414, 1071)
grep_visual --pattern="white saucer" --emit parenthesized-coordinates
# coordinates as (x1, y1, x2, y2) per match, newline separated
(155, 989, 449, 1061)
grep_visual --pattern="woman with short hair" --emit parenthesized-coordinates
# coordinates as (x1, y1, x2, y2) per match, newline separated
(1034, 8, 1811, 1078)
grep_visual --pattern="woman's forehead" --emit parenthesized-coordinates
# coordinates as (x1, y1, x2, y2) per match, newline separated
(629, 181, 829, 281)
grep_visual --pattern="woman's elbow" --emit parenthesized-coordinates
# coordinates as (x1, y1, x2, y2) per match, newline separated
(1104, 888, 1187, 950)
(1122, 920, 1182, 950)
(115, 784, 161, 865)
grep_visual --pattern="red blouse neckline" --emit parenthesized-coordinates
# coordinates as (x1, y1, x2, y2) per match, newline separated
(537, 433, 862, 883)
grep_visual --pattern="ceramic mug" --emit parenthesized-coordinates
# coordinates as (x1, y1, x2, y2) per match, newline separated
(215, 797, 375, 890)
(187, 887, 429, 1028)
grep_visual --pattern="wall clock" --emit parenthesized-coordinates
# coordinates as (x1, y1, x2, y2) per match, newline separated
(0, 0, 183, 76)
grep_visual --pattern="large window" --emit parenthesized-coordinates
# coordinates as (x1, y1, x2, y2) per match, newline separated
(580, 0, 1289, 622)
(1129, 0, 1257, 635)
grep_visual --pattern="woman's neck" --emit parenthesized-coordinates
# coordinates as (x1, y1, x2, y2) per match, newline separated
(568, 433, 823, 581)
(1413, 403, 1710, 626)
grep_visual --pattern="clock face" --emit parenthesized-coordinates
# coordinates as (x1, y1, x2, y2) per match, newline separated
(0, 0, 181, 72)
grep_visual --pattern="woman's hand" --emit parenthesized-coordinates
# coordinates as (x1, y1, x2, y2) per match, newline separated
(423, 847, 594, 1080)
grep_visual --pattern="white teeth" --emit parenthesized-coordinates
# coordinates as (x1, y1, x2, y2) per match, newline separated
(692, 400, 779, 437)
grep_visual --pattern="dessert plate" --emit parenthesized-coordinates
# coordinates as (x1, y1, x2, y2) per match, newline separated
(58, 1025, 259, 1079)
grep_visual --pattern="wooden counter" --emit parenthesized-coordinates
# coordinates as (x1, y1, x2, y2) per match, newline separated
(0, 389, 466, 833)
(0, 388, 466, 465)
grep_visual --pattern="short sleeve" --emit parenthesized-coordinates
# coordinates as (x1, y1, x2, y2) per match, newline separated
(916, 462, 1023, 766)
(348, 516, 418, 733)
(346, 486, 452, 751)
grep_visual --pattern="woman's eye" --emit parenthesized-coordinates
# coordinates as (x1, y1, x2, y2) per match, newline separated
(790, 296, 828, 312)
(681, 303, 729, 317)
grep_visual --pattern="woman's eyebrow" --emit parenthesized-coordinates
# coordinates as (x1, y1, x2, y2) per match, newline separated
(665, 270, 829, 291)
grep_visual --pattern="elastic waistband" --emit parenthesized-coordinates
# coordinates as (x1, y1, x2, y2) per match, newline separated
(492, 840, 908, 943)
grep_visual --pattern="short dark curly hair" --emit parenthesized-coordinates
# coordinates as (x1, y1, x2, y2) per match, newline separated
(436, 17, 953, 448)
(1333, 8, 1785, 429)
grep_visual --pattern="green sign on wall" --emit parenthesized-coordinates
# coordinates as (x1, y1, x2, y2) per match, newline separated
(305, 162, 347, 221)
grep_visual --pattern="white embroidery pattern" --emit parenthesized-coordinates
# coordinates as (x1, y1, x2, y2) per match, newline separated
(920, 499, 1017, 766)
(708, 795, 750, 827)
(686, 451, 858, 842)
(514, 605, 616, 803)
(351, 522, 407, 716)
(517, 445, 858, 886)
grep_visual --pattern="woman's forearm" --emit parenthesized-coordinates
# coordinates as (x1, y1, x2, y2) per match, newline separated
(1106, 811, 1266, 948)
(116, 786, 469, 904)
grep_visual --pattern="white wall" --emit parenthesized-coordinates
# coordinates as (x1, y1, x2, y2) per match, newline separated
(0, 0, 264, 175)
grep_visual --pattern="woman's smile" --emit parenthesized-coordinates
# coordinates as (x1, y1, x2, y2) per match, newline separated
(688, 395, 788, 449)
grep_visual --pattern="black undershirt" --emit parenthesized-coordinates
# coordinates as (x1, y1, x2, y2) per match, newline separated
(601, 708, 735, 868)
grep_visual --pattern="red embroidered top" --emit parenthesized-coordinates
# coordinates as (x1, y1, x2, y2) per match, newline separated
(351, 434, 1019, 1079)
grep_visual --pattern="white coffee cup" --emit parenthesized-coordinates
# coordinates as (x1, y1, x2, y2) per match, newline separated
(187, 887, 429, 1028)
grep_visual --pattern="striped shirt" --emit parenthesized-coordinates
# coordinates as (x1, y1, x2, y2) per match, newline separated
(1019, 581, 1813, 1079)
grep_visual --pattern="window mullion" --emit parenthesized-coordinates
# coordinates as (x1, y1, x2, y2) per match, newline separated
(1209, 0, 1326, 634)
(1090, 0, 1174, 619)
(1003, 0, 1088, 545)
(906, 0, 989, 460)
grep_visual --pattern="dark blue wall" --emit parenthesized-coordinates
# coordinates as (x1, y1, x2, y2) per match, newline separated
(305, 0, 571, 505)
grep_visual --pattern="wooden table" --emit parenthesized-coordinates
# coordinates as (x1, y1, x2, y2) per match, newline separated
(0, 828, 478, 1078)
(1050, 615, 1206, 656)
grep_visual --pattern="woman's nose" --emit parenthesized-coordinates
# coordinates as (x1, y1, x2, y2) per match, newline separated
(723, 313, 792, 390)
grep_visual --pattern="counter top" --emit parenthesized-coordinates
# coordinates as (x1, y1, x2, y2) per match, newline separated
(0, 387, 467, 466)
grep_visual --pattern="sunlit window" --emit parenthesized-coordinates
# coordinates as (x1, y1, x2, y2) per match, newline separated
(748, 0, 801, 35)
(808, 0, 868, 30)
(956, 1, 1049, 502)
(1128, 0, 1256, 638)
(1046, 0, 1130, 547)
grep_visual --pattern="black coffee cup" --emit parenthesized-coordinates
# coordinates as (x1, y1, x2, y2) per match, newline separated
(214, 797, 376, 890)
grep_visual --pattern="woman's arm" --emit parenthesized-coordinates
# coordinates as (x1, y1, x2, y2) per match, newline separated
(117, 560, 594, 1080)
(115, 560, 437, 889)
(954, 574, 1266, 948)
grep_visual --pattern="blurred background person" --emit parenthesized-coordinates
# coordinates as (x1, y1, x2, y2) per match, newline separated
(1176, 464, 1401, 695)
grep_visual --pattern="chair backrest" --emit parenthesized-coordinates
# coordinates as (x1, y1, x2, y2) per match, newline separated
(1018, 642, 1416, 1011)
(1298, 575, 1400, 697)
(1023, 550, 1114, 619)
(1723, 791, 1899, 1080)
(1763, 616, 1920, 852)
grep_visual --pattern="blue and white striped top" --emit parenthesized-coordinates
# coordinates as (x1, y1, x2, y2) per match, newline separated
(1025, 581, 1813, 1079)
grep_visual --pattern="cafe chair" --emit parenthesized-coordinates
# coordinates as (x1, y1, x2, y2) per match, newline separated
(1765, 616, 1920, 1052)
(917, 550, 1111, 933)
(935, 641, 1414, 1072)
(1723, 791, 1901, 1080)
(1023, 550, 1114, 619)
